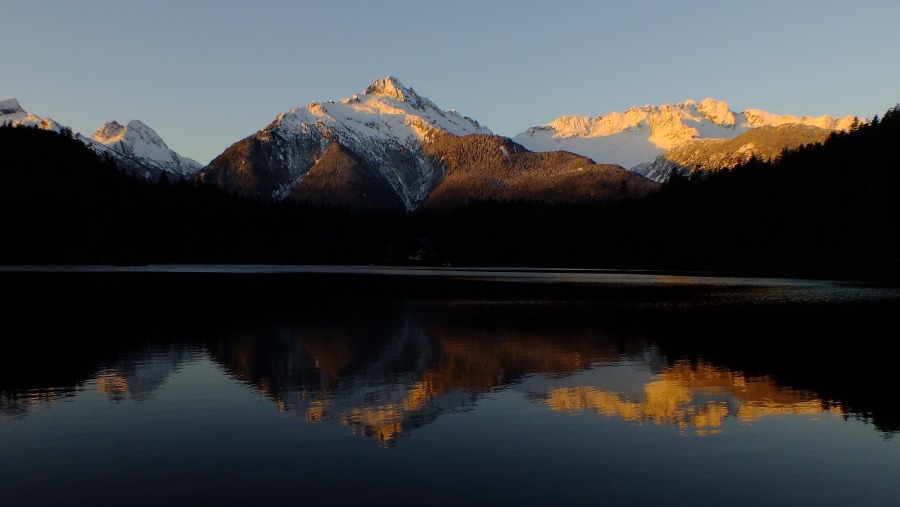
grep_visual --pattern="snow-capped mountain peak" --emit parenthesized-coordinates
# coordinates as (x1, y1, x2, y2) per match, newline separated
(272, 76, 490, 140)
(364, 76, 423, 107)
(696, 98, 736, 126)
(93, 119, 171, 152)
(92, 120, 128, 143)
(0, 98, 27, 120)
(202, 76, 493, 210)
(0, 98, 63, 132)
(85, 120, 201, 178)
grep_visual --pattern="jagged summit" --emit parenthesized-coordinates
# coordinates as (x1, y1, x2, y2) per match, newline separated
(93, 120, 127, 142)
(92, 119, 171, 150)
(84, 119, 200, 178)
(0, 98, 62, 132)
(364, 76, 422, 106)
(696, 98, 736, 126)
(0, 98, 27, 119)
(275, 76, 490, 140)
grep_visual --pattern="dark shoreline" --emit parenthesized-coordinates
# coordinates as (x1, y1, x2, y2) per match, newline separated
(3, 264, 897, 312)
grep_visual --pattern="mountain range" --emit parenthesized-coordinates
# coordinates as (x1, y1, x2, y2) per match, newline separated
(0, 97, 201, 181)
(2, 96, 897, 280)
(514, 97, 856, 181)
(2, 78, 858, 209)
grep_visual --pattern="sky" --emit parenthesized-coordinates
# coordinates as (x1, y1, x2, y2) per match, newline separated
(3, 0, 898, 165)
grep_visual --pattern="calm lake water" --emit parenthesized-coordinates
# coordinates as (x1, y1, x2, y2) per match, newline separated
(2, 266, 899, 506)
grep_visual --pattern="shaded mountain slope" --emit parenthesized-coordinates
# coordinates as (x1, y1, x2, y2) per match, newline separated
(422, 133, 657, 210)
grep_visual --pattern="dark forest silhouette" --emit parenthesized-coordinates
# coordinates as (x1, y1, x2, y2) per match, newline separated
(1, 104, 898, 282)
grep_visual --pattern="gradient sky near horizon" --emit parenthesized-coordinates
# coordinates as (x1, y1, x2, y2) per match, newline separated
(3, 0, 898, 165)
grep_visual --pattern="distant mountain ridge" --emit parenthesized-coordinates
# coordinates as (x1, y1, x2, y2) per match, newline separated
(0, 98, 201, 180)
(514, 98, 856, 181)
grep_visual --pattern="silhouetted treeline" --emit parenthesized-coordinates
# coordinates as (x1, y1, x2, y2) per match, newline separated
(0, 125, 396, 265)
(2, 104, 899, 283)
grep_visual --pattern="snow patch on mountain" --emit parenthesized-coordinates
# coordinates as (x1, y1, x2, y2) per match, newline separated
(514, 98, 855, 170)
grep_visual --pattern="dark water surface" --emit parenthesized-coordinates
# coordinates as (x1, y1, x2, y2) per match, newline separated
(1, 266, 899, 506)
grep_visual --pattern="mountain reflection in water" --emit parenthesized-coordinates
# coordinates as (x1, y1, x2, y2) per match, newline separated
(209, 303, 848, 443)
(540, 362, 842, 436)
(4, 294, 891, 443)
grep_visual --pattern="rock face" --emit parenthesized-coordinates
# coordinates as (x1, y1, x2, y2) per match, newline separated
(1, 98, 200, 180)
(514, 98, 856, 181)
(199, 77, 654, 211)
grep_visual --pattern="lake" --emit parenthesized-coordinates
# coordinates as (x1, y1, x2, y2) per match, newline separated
(2, 266, 899, 506)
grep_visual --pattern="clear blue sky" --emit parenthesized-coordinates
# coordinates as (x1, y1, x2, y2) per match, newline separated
(3, 0, 898, 165)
